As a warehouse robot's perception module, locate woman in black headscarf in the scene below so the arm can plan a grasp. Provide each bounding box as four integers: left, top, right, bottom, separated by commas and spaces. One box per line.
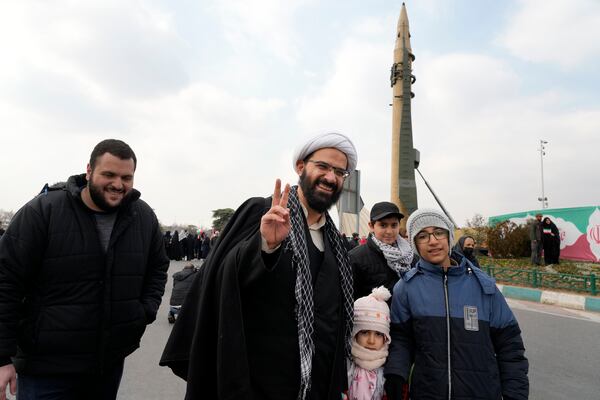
451, 235, 480, 268
170, 230, 183, 261
163, 231, 172, 259
542, 217, 561, 264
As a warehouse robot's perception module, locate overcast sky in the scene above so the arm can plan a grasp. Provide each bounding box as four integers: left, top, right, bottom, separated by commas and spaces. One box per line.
1, 0, 599, 229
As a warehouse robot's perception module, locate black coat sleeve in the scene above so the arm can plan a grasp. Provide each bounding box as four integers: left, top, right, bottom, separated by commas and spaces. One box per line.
160, 197, 270, 399
348, 247, 364, 300
491, 323, 529, 400
0, 199, 47, 366
235, 230, 287, 286
490, 292, 529, 400
384, 282, 414, 381
140, 211, 170, 323
384, 374, 407, 400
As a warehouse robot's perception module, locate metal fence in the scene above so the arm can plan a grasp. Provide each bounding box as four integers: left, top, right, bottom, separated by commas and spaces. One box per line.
482, 265, 597, 296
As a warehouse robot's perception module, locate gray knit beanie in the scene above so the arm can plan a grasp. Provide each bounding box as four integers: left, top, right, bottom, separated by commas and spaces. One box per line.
406, 208, 455, 256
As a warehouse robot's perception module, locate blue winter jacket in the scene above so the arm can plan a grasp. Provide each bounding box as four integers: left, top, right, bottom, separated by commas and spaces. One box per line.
385, 258, 529, 400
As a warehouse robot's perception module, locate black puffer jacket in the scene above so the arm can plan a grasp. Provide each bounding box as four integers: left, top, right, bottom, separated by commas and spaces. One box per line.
349, 235, 417, 300
169, 267, 197, 306
0, 174, 169, 375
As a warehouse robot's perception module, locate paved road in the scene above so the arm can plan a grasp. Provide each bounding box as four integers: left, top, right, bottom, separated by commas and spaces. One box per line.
6, 260, 600, 399
118, 260, 190, 400
507, 299, 600, 400
118, 265, 600, 400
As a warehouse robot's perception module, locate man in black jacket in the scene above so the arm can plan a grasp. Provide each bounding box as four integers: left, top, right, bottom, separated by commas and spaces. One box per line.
168, 264, 198, 323
530, 213, 543, 265
0, 139, 169, 400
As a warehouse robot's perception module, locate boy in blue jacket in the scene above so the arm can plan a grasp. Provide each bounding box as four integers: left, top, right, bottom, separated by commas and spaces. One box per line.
384, 208, 529, 400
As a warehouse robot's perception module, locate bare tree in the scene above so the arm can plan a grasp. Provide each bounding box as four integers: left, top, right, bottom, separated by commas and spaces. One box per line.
0, 209, 15, 230
464, 213, 488, 249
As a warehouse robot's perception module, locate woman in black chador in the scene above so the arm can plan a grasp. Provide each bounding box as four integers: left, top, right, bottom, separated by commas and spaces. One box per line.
163, 231, 172, 259
170, 230, 183, 261
542, 217, 560, 264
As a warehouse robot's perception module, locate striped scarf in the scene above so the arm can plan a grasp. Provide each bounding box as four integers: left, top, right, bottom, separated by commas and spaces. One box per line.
370, 234, 414, 277
284, 185, 354, 400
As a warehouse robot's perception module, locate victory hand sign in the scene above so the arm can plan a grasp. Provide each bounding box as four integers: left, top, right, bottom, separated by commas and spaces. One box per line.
260, 179, 291, 250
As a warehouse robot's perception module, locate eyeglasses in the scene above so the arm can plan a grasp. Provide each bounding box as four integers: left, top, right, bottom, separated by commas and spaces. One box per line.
307, 160, 350, 179
415, 229, 449, 244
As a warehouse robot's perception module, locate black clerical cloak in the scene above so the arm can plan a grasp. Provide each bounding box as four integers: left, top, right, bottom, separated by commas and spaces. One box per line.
160, 197, 348, 400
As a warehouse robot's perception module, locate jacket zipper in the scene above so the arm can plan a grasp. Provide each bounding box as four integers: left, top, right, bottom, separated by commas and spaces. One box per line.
443, 271, 452, 399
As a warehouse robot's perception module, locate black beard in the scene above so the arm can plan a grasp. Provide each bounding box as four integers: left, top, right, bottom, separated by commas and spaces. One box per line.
88, 175, 122, 213
299, 171, 342, 213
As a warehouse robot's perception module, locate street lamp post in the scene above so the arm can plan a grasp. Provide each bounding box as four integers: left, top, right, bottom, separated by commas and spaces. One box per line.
538, 139, 548, 209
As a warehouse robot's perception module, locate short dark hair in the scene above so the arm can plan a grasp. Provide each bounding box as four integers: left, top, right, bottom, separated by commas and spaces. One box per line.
89, 139, 137, 170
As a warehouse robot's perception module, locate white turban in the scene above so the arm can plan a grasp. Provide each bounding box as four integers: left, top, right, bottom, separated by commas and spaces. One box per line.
292, 132, 358, 172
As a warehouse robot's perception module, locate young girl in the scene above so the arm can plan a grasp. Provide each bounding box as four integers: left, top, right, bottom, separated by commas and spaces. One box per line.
346, 286, 392, 400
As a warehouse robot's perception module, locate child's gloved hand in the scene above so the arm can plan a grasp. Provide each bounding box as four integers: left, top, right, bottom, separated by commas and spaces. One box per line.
384, 374, 407, 400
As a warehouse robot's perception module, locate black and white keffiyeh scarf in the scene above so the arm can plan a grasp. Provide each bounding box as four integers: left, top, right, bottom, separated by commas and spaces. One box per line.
370, 234, 414, 277
284, 185, 354, 400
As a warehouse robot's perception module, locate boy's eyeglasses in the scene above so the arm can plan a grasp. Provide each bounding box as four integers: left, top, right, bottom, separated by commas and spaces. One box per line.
415, 229, 449, 244
307, 160, 350, 179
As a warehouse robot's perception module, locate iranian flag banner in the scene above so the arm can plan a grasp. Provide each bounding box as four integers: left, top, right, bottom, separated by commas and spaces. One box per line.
489, 206, 600, 263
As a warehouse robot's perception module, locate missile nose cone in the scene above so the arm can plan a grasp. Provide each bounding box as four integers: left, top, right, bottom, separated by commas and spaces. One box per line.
397, 3, 410, 35
395, 3, 412, 54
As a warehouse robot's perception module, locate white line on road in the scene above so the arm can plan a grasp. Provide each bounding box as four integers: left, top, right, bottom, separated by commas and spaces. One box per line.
507, 298, 600, 324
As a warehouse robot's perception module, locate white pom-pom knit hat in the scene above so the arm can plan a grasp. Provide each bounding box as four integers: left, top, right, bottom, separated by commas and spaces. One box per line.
352, 286, 392, 343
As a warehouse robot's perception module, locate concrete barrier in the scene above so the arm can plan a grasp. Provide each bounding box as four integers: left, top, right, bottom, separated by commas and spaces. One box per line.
497, 284, 599, 313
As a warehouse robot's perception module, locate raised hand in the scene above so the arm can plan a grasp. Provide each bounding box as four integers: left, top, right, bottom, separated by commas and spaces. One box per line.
0, 364, 16, 400
260, 179, 291, 250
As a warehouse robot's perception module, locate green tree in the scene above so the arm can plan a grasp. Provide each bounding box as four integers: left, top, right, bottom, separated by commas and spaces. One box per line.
0, 209, 15, 230
487, 220, 529, 258
186, 224, 198, 234
212, 208, 235, 232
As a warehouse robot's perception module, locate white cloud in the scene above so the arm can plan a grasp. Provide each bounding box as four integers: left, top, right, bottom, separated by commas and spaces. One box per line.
412, 51, 600, 223
295, 36, 392, 212
0, 1, 188, 100
291, 11, 600, 227
498, 0, 600, 68
412, 0, 458, 20
354, 15, 396, 37
415, 53, 520, 119
119, 81, 288, 225
1, 1, 598, 231
297, 27, 600, 226
212, 0, 314, 65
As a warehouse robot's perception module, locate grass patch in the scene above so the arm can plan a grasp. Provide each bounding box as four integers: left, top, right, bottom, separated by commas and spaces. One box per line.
477, 255, 600, 296
478, 256, 600, 276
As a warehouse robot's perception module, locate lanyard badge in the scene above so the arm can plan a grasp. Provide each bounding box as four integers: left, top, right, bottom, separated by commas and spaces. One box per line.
464, 306, 479, 331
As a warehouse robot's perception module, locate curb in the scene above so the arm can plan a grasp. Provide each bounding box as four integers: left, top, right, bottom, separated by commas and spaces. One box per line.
496, 284, 600, 313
